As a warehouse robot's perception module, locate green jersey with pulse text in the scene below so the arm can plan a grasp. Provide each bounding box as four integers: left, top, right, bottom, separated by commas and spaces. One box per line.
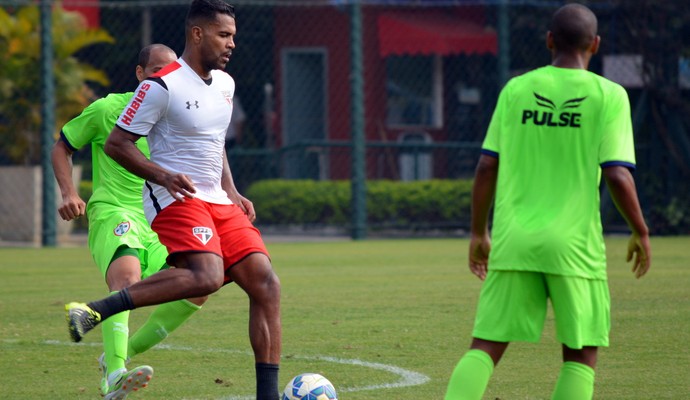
482, 65, 636, 280
60, 92, 150, 216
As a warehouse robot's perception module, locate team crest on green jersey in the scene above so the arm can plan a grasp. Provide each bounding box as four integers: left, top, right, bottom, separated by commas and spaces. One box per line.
113, 221, 131, 236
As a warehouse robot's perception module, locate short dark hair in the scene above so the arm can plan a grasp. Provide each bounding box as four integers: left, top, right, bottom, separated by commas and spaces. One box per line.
186, 0, 235, 30
550, 3, 597, 52
138, 44, 174, 68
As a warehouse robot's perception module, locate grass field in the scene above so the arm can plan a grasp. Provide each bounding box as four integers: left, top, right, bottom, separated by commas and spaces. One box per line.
1, 236, 688, 399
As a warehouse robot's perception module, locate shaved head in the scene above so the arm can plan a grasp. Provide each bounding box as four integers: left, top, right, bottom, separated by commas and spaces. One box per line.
550, 3, 598, 52
138, 44, 175, 69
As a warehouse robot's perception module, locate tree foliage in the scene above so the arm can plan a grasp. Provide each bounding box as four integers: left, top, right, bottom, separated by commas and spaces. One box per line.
0, 4, 114, 165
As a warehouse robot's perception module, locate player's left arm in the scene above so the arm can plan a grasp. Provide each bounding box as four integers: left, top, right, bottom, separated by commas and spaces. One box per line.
600, 85, 650, 278
221, 148, 256, 222
603, 166, 651, 278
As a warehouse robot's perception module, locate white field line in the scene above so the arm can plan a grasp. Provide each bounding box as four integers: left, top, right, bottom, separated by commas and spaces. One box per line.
33, 339, 430, 399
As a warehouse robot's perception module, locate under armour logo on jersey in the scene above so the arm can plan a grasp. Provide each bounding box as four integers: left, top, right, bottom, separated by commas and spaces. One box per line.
113, 221, 131, 236
186, 100, 199, 109
193, 226, 213, 245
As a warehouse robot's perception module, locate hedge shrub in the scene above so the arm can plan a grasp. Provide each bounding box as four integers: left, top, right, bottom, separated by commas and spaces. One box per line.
245, 179, 473, 227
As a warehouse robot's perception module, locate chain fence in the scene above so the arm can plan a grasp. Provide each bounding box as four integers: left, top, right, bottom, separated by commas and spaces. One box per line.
1, 0, 689, 243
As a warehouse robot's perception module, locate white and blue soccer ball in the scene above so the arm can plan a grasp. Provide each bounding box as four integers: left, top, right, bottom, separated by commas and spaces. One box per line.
282, 373, 338, 400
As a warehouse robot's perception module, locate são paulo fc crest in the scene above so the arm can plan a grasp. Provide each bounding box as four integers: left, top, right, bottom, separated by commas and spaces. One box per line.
193, 227, 213, 245
113, 221, 131, 236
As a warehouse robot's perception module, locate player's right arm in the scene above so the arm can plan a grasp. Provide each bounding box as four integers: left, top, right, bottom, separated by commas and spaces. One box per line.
51, 139, 86, 221
52, 98, 108, 221
603, 166, 651, 278
469, 154, 498, 280
105, 127, 196, 202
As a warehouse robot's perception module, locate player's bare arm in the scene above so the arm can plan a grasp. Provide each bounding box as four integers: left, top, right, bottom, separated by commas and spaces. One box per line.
469, 154, 498, 280
51, 139, 86, 221
105, 126, 196, 201
221, 148, 256, 222
603, 165, 651, 278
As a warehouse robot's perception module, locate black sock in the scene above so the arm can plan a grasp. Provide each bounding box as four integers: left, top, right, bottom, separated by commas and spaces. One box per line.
87, 288, 135, 321
256, 363, 279, 400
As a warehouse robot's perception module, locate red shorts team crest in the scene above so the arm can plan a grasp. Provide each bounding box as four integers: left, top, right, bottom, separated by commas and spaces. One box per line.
152, 199, 270, 275
193, 226, 213, 245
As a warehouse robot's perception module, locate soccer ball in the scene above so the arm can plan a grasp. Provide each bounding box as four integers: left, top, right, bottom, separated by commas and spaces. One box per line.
282, 373, 338, 400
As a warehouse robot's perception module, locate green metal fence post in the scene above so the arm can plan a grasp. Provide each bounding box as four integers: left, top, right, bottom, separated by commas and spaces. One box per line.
350, 1, 367, 239
40, 0, 56, 246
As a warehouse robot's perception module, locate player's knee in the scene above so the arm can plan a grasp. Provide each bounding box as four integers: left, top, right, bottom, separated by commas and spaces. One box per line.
231, 254, 281, 302
563, 345, 598, 367
190, 264, 225, 294
257, 266, 281, 304
197, 273, 224, 294
187, 295, 209, 306
107, 275, 140, 292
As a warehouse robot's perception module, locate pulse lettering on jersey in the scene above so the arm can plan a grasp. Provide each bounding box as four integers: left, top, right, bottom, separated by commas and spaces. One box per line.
120, 83, 152, 126
521, 92, 587, 127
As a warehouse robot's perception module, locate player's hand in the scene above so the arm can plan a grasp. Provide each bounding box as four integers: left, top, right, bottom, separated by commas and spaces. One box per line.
162, 173, 196, 201
237, 195, 256, 223
627, 231, 651, 278
469, 233, 491, 280
57, 193, 86, 221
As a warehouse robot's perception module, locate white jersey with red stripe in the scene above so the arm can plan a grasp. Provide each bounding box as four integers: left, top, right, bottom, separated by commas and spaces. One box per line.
116, 58, 235, 224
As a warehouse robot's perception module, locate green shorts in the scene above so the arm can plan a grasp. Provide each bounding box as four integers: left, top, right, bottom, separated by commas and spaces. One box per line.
87, 209, 168, 279
472, 270, 610, 349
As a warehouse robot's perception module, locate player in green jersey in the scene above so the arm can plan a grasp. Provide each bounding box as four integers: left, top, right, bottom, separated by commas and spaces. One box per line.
444, 4, 651, 400
52, 44, 207, 400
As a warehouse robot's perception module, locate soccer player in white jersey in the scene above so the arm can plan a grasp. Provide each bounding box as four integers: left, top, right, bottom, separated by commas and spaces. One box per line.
55, 44, 209, 400
64, 1, 282, 399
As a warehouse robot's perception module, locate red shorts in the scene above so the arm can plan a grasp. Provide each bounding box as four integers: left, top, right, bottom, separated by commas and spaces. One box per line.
152, 198, 269, 282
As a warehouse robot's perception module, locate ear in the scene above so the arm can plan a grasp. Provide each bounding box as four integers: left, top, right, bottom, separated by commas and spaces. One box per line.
191, 25, 203, 44
590, 35, 601, 55
546, 31, 554, 51
135, 65, 145, 82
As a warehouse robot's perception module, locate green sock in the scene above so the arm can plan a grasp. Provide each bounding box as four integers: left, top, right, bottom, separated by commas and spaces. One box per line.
551, 361, 595, 400
128, 299, 201, 358
445, 349, 494, 400
101, 292, 130, 375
